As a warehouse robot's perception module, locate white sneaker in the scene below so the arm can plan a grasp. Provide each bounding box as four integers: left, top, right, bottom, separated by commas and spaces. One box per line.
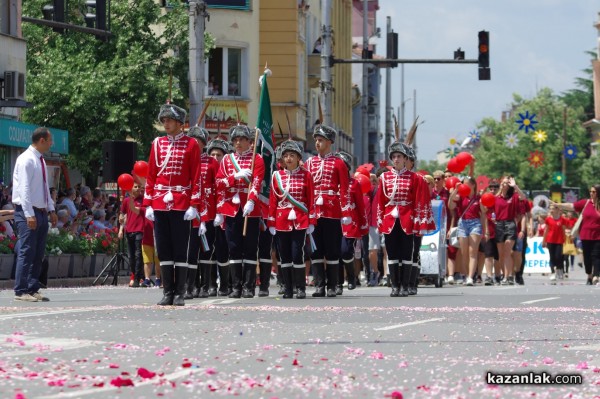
31, 292, 50, 302
466, 277, 474, 286
15, 293, 38, 302
549, 273, 556, 281
447, 276, 455, 285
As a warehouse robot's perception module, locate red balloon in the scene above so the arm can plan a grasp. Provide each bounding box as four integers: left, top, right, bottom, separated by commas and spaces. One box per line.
133, 160, 149, 178
354, 173, 372, 195
481, 192, 496, 208
356, 166, 370, 178
457, 183, 471, 197
456, 152, 473, 167
117, 173, 135, 191
445, 176, 460, 190
447, 158, 465, 174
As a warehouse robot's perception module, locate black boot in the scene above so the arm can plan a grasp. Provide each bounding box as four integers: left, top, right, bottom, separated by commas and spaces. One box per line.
198, 263, 210, 298
312, 263, 326, 297
326, 262, 338, 296
173, 266, 188, 306
157, 265, 175, 306
282, 268, 294, 298
217, 265, 230, 296
229, 263, 242, 298
294, 268, 306, 299
184, 267, 197, 300
389, 263, 399, 297
258, 262, 271, 297
208, 263, 218, 296
242, 263, 256, 298
399, 263, 410, 297
408, 265, 420, 295
344, 261, 356, 290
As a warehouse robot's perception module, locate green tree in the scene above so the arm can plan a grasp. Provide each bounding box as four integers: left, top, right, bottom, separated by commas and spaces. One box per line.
21, 0, 213, 182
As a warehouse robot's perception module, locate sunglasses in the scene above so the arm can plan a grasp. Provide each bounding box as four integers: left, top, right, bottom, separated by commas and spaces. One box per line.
489, 185, 499, 189
434, 177, 443, 181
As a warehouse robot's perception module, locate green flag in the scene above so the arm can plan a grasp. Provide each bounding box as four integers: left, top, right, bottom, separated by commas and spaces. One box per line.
256, 70, 275, 205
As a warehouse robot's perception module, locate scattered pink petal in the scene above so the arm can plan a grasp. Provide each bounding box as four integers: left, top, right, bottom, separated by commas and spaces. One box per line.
15, 394, 27, 399
542, 357, 554, 365
520, 362, 529, 367
110, 377, 134, 387
370, 351, 384, 359
47, 379, 66, 387
93, 382, 104, 388
205, 367, 217, 375
593, 367, 600, 373
517, 347, 525, 354
332, 368, 343, 375
155, 347, 171, 357
292, 359, 299, 366
181, 362, 192, 368
398, 361, 409, 368
108, 363, 119, 369
390, 391, 404, 399
576, 361, 589, 370
137, 367, 156, 379
35, 357, 48, 363
417, 385, 430, 392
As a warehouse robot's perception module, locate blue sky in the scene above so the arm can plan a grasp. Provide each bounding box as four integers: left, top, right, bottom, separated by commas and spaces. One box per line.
373, 0, 599, 162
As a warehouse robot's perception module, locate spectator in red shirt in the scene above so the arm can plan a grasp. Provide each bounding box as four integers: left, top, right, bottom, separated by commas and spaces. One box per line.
542, 204, 567, 282
119, 183, 145, 287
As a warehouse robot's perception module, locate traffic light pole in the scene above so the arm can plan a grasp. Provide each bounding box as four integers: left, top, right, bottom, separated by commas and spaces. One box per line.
332, 58, 479, 65
22, 16, 111, 38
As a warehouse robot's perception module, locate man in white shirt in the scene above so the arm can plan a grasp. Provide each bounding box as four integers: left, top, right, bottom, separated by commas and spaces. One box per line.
12, 127, 58, 302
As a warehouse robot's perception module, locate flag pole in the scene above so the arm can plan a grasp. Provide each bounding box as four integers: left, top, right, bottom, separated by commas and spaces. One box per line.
243, 127, 261, 236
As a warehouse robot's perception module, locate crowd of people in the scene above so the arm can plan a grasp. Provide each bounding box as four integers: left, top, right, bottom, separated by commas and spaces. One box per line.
8, 110, 600, 304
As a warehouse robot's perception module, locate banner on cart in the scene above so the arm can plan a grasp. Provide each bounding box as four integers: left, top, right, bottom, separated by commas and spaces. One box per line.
523, 237, 551, 274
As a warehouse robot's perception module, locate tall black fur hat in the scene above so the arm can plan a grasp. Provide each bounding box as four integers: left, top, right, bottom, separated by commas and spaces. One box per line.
336, 151, 353, 171
188, 126, 209, 144
207, 138, 229, 155
278, 140, 303, 158
158, 104, 186, 124
388, 141, 411, 160
229, 124, 252, 141
313, 124, 337, 143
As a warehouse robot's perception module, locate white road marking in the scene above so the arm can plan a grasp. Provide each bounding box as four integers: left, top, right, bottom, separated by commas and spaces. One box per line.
521, 297, 560, 305
0, 308, 99, 321
0, 335, 105, 358
37, 368, 201, 399
564, 344, 600, 351
199, 298, 240, 305
374, 317, 445, 331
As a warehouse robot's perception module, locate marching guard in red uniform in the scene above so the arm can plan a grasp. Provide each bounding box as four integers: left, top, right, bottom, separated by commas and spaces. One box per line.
185, 126, 219, 298
215, 125, 265, 298
267, 140, 316, 298
304, 125, 352, 297
335, 151, 368, 295
376, 141, 435, 297
144, 104, 203, 306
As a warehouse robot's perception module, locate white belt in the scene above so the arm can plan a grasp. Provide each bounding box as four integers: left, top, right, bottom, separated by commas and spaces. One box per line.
314, 190, 339, 196
155, 184, 190, 192
228, 188, 249, 193
387, 200, 411, 206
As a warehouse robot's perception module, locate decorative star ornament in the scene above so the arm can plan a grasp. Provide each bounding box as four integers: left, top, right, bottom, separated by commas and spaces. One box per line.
448, 137, 459, 147
552, 172, 564, 185
468, 130, 481, 144
564, 144, 577, 160
516, 110, 539, 133
563, 190, 578, 203
528, 150, 545, 168
445, 147, 459, 157
505, 132, 519, 149
532, 129, 547, 143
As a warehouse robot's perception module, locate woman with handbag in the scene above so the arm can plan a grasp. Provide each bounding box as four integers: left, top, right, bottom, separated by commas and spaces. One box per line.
449, 176, 487, 286
553, 184, 600, 285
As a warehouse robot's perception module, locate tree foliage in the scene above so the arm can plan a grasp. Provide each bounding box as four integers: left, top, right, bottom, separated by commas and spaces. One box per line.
21, 0, 213, 182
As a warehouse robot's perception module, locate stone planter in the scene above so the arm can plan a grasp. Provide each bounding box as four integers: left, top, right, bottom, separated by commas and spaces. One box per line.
92, 254, 108, 276
47, 254, 71, 279
0, 253, 14, 280
70, 255, 88, 278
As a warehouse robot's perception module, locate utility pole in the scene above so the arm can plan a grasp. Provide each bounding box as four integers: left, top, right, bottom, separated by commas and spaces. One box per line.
400, 64, 405, 140
562, 106, 567, 187
413, 88, 417, 158
361, 0, 369, 163
320, 0, 333, 126
188, 0, 208, 126
385, 16, 392, 155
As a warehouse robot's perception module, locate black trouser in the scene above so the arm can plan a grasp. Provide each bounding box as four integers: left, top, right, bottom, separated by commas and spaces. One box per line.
198, 222, 217, 291
384, 220, 414, 289
311, 218, 342, 290
258, 227, 273, 291
214, 224, 229, 290
338, 236, 356, 286
154, 211, 191, 267
547, 243, 563, 273
278, 229, 306, 267
225, 210, 260, 291
126, 232, 143, 281
582, 239, 600, 277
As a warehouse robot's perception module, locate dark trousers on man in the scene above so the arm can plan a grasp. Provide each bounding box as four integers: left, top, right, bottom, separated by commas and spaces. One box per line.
384, 220, 414, 296
14, 206, 49, 296
257, 227, 273, 295
126, 232, 143, 283
225, 210, 259, 296
311, 217, 342, 295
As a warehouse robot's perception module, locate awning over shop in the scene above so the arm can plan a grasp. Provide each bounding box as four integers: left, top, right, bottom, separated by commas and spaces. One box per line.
0, 119, 69, 154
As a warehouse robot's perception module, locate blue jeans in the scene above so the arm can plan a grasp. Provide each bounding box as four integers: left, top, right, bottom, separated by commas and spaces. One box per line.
14, 206, 49, 295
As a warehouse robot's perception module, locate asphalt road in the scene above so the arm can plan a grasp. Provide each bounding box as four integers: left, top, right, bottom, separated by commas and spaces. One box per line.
0, 266, 598, 399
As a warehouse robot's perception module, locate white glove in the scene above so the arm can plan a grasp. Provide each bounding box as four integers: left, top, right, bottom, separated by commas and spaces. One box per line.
307, 224, 315, 235
198, 222, 207, 236
145, 206, 155, 222
242, 200, 255, 217
341, 216, 352, 225
213, 214, 224, 227
269, 227, 276, 236
234, 168, 252, 180
184, 206, 199, 221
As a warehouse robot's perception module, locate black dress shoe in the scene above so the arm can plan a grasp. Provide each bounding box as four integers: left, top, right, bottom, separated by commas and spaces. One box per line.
218, 290, 229, 296
347, 283, 356, 290
390, 288, 399, 297
282, 291, 293, 299
172, 295, 185, 306
408, 287, 417, 296
228, 290, 241, 298
192, 288, 201, 298
278, 286, 286, 295
258, 290, 269, 297
207, 288, 218, 297
399, 288, 409, 297
335, 286, 343, 295
157, 294, 174, 306
296, 290, 306, 299
198, 289, 209, 298
184, 292, 194, 300
326, 289, 337, 297
312, 287, 325, 297
242, 289, 254, 298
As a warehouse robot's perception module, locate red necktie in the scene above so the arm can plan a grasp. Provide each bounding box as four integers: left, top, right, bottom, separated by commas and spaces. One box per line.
41, 155, 48, 208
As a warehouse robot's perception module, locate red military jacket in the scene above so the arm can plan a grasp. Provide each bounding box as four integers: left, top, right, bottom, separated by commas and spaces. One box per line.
192, 153, 219, 227
215, 149, 265, 218
143, 133, 202, 211
342, 178, 369, 239
376, 168, 436, 235
304, 153, 351, 220
267, 166, 316, 231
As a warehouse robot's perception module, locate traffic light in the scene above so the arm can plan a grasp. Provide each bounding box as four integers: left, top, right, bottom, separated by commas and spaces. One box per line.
387, 31, 398, 68
84, 0, 108, 40
478, 30, 490, 80
41, 0, 65, 32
